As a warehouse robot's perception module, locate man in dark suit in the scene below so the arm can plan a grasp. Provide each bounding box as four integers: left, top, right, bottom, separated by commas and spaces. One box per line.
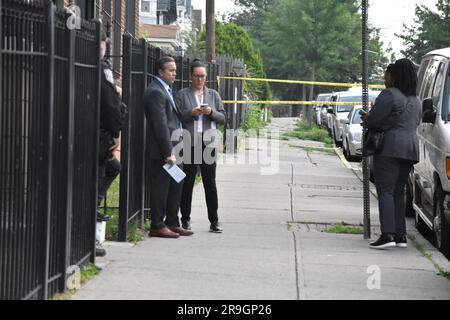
143, 56, 193, 238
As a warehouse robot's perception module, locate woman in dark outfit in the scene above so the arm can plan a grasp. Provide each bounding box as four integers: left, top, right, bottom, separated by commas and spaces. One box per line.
364, 59, 421, 249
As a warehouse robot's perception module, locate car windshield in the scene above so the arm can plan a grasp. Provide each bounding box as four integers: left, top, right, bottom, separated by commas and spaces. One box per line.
352, 110, 362, 124
337, 96, 361, 112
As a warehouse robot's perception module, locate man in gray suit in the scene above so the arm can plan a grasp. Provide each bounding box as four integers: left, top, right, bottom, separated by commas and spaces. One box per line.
143, 56, 193, 238
176, 59, 226, 232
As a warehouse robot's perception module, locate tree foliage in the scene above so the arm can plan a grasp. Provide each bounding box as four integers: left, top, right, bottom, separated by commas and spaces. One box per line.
232, 0, 390, 101
398, 0, 450, 62
200, 21, 271, 101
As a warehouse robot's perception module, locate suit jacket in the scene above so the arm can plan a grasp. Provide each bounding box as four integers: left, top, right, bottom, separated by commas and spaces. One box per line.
366, 87, 421, 162
175, 86, 226, 149
143, 79, 183, 160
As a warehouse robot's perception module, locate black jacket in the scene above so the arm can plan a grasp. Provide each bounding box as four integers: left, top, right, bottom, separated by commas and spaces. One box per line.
143, 79, 183, 160
100, 59, 123, 140
366, 87, 421, 162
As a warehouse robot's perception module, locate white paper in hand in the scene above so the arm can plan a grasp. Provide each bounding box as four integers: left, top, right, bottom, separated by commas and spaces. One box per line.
163, 164, 186, 183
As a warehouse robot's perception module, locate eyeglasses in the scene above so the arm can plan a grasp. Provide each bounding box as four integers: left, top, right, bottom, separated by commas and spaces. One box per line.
192, 74, 207, 79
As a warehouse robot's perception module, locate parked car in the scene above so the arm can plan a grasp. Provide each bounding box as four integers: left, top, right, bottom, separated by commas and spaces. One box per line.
342, 105, 364, 162
406, 47, 450, 258
328, 88, 380, 147
314, 93, 332, 127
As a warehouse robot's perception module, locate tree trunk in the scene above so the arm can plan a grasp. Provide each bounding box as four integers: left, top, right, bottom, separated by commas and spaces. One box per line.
306, 62, 316, 127
206, 0, 216, 63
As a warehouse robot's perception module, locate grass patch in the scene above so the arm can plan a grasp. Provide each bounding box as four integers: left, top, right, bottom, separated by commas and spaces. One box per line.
284, 121, 333, 146
81, 264, 101, 284
408, 234, 450, 279
325, 222, 364, 235
52, 263, 102, 300
301, 146, 335, 155
103, 177, 147, 242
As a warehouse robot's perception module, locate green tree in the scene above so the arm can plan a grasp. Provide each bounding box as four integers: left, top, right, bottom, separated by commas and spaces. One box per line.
398, 0, 450, 62
200, 21, 271, 102
260, 0, 389, 101
231, 0, 390, 104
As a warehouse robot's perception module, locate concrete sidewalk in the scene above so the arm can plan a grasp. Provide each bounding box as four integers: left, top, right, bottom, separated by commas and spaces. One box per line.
73, 118, 450, 300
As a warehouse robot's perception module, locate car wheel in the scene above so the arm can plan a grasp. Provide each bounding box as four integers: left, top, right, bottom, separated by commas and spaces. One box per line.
434, 186, 450, 258
405, 176, 414, 217
343, 140, 349, 159
333, 129, 342, 148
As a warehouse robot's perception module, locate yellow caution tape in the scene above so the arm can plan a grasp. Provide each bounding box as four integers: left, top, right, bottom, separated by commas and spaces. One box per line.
223, 101, 368, 106
218, 76, 385, 90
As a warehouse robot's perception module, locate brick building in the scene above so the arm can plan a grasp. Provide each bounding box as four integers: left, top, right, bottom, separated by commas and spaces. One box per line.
53, 0, 140, 80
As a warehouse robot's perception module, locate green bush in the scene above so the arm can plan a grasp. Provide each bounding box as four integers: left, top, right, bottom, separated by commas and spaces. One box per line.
244, 105, 268, 132
286, 121, 333, 146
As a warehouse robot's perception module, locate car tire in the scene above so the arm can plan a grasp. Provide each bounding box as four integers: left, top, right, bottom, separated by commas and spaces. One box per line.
333, 128, 342, 148
434, 186, 450, 258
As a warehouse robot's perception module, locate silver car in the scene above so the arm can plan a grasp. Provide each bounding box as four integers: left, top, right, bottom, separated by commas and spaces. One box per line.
328, 89, 380, 147
314, 93, 332, 127
342, 106, 363, 162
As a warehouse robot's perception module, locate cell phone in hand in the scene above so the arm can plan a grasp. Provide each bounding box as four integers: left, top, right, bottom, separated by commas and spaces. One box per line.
200, 104, 209, 109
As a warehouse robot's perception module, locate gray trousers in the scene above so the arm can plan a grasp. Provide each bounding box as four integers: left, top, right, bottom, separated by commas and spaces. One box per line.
373, 156, 413, 236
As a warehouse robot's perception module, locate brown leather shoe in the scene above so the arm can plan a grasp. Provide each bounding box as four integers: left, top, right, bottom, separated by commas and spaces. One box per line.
149, 227, 180, 238
167, 226, 194, 236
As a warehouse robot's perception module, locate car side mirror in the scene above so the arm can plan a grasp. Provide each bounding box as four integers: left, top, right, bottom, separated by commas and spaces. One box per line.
422, 98, 436, 124
327, 107, 335, 115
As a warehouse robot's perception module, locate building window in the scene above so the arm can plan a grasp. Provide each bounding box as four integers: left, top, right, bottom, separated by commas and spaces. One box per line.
141, 0, 151, 13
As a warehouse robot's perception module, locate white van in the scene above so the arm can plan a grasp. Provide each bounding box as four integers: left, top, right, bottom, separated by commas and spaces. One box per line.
407, 48, 450, 258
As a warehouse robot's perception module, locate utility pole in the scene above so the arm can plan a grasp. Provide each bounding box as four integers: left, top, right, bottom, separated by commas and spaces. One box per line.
362, 0, 371, 240
205, 0, 216, 63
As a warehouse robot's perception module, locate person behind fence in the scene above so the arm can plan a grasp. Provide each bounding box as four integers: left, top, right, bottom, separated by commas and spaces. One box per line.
176, 59, 226, 233
143, 56, 193, 239
362, 58, 421, 250
96, 30, 126, 256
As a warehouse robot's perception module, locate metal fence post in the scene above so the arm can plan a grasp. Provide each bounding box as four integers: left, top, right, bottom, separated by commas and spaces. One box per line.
91, 19, 103, 262
60, 15, 76, 293
362, 0, 371, 240
141, 39, 148, 226
118, 34, 132, 242
40, 3, 56, 300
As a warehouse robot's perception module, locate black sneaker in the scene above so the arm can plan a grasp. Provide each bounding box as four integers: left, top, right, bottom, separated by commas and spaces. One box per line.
369, 234, 396, 250
95, 246, 107, 257
182, 220, 192, 230
395, 235, 407, 248
209, 222, 223, 233
97, 211, 111, 222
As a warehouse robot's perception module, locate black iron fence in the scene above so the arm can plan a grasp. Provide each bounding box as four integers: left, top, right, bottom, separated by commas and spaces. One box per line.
1, 1, 246, 299
0, 1, 101, 299
119, 36, 245, 240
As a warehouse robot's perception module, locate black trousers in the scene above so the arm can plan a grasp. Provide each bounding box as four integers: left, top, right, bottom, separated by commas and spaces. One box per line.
180, 145, 219, 224
149, 159, 183, 230
373, 155, 413, 236
98, 158, 121, 206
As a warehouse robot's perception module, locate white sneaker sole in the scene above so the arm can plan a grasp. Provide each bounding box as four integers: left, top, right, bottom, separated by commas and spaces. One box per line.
370, 241, 396, 249
396, 243, 407, 248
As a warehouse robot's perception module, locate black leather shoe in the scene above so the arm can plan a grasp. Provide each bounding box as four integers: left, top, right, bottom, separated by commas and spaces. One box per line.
370, 234, 396, 249
182, 220, 192, 230
95, 246, 106, 257
209, 222, 223, 233
395, 235, 407, 248
97, 211, 111, 222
